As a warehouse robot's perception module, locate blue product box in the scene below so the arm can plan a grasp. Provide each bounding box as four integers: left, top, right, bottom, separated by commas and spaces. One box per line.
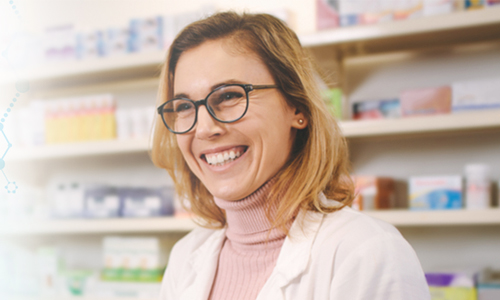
353, 98, 401, 120
128, 16, 164, 53
84, 185, 120, 218
119, 186, 174, 218
409, 176, 463, 210
103, 27, 130, 56
76, 30, 105, 59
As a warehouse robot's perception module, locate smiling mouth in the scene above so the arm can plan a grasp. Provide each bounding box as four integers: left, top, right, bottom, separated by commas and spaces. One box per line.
202, 146, 248, 167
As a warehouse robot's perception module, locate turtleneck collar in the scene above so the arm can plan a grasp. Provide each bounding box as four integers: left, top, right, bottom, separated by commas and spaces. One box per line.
213, 178, 287, 250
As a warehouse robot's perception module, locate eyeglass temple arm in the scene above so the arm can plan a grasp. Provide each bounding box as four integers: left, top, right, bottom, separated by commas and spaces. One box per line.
251, 84, 278, 90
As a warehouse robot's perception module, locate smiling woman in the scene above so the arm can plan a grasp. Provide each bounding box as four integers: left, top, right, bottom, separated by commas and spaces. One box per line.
151, 11, 431, 300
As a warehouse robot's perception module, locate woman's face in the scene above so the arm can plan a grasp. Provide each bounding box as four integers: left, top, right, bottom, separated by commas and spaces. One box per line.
174, 39, 306, 201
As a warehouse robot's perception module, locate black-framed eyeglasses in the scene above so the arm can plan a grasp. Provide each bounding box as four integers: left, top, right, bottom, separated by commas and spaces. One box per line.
157, 84, 278, 134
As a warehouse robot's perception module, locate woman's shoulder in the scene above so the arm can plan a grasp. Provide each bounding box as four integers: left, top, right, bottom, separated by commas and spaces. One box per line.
311, 198, 413, 259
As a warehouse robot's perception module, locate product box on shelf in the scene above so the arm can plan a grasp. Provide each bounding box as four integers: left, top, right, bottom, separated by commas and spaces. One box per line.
322, 88, 343, 119
393, 0, 424, 20
423, 0, 455, 15
84, 185, 121, 218
103, 27, 130, 56
359, 0, 395, 24
115, 106, 154, 140
101, 237, 167, 283
76, 30, 105, 59
487, 0, 500, 6
426, 272, 477, 300
409, 175, 463, 210
465, 0, 485, 9
400, 86, 452, 116
316, 0, 340, 30
129, 16, 164, 52
44, 25, 77, 62
477, 268, 500, 299
352, 98, 401, 120
120, 186, 175, 218
49, 180, 86, 218
452, 77, 500, 112
43, 94, 117, 144
351, 176, 395, 210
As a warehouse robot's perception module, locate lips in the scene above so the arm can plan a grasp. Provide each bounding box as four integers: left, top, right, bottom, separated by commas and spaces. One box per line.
201, 146, 248, 166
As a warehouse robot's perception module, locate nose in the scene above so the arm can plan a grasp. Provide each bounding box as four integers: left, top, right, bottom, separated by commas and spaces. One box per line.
194, 105, 225, 139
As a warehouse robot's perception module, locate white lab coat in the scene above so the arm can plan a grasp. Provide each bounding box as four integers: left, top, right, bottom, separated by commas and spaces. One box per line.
160, 195, 431, 300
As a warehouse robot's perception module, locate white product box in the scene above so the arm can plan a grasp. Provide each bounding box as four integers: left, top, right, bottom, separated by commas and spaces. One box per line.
49, 180, 85, 218
104, 27, 130, 56
452, 77, 500, 111
423, 0, 454, 16
409, 175, 463, 210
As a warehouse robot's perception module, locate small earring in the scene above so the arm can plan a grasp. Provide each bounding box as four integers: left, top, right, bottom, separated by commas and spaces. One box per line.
298, 119, 304, 125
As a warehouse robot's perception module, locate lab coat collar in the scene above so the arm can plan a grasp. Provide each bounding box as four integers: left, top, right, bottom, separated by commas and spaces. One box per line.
180, 193, 337, 300
179, 227, 227, 300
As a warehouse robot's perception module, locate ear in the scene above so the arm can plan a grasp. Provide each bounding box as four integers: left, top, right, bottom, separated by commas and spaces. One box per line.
291, 110, 308, 129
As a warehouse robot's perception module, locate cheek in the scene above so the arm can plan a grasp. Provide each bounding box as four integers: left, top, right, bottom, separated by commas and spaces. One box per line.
176, 136, 193, 161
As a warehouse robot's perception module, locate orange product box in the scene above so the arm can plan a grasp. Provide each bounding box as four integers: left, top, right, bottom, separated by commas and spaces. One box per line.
400, 86, 452, 116
351, 176, 395, 211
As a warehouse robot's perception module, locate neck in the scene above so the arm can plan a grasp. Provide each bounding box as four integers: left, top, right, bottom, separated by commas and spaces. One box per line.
213, 178, 286, 250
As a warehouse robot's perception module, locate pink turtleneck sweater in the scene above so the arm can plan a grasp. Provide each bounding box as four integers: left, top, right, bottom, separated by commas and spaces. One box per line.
208, 179, 288, 300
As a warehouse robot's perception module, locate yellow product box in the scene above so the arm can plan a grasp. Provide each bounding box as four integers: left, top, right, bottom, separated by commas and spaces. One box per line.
429, 287, 477, 300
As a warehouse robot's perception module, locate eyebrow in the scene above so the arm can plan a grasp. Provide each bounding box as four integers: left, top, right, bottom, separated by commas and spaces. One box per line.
173, 79, 248, 100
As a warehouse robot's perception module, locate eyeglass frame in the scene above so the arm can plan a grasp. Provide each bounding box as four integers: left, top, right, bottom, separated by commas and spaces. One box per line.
157, 83, 278, 134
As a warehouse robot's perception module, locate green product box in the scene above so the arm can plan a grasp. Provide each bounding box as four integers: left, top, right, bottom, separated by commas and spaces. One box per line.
321, 88, 343, 120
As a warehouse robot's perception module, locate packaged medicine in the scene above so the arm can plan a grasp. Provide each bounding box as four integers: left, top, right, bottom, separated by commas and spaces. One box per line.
400, 86, 452, 117
352, 98, 400, 120
464, 164, 491, 209
452, 77, 500, 112
352, 176, 395, 210
409, 175, 462, 210
426, 272, 477, 300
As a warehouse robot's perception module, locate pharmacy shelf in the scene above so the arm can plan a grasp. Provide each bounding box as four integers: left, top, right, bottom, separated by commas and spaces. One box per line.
0, 51, 165, 86
2, 209, 500, 236
8, 110, 500, 162
2, 8, 500, 86
301, 7, 500, 55
0, 217, 197, 236
340, 109, 500, 138
364, 208, 500, 227
8, 138, 150, 161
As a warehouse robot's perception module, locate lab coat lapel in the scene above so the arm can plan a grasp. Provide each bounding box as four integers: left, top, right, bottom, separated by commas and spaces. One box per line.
179, 228, 226, 300
257, 207, 325, 300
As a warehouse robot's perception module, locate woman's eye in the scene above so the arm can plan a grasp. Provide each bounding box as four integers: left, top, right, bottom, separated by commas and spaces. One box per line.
221, 92, 243, 101
175, 103, 193, 112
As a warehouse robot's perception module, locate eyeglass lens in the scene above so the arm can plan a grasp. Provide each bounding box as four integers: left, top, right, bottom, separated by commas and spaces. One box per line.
161, 85, 248, 133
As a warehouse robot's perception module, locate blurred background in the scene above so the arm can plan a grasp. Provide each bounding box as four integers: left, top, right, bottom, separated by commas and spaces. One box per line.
1, 0, 499, 299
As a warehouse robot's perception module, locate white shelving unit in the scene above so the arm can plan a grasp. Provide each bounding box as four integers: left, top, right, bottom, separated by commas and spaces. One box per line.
300, 6, 500, 50
8, 138, 150, 161
3, 5, 500, 300
2, 209, 500, 238
0, 217, 196, 236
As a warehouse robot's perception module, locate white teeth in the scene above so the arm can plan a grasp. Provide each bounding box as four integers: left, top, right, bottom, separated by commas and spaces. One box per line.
205, 148, 244, 166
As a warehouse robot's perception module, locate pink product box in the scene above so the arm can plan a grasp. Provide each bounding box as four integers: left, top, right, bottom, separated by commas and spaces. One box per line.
400, 86, 452, 116
317, 0, 340, 30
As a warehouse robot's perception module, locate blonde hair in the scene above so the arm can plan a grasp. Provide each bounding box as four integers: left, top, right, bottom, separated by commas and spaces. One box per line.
151, 12, 354, 233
